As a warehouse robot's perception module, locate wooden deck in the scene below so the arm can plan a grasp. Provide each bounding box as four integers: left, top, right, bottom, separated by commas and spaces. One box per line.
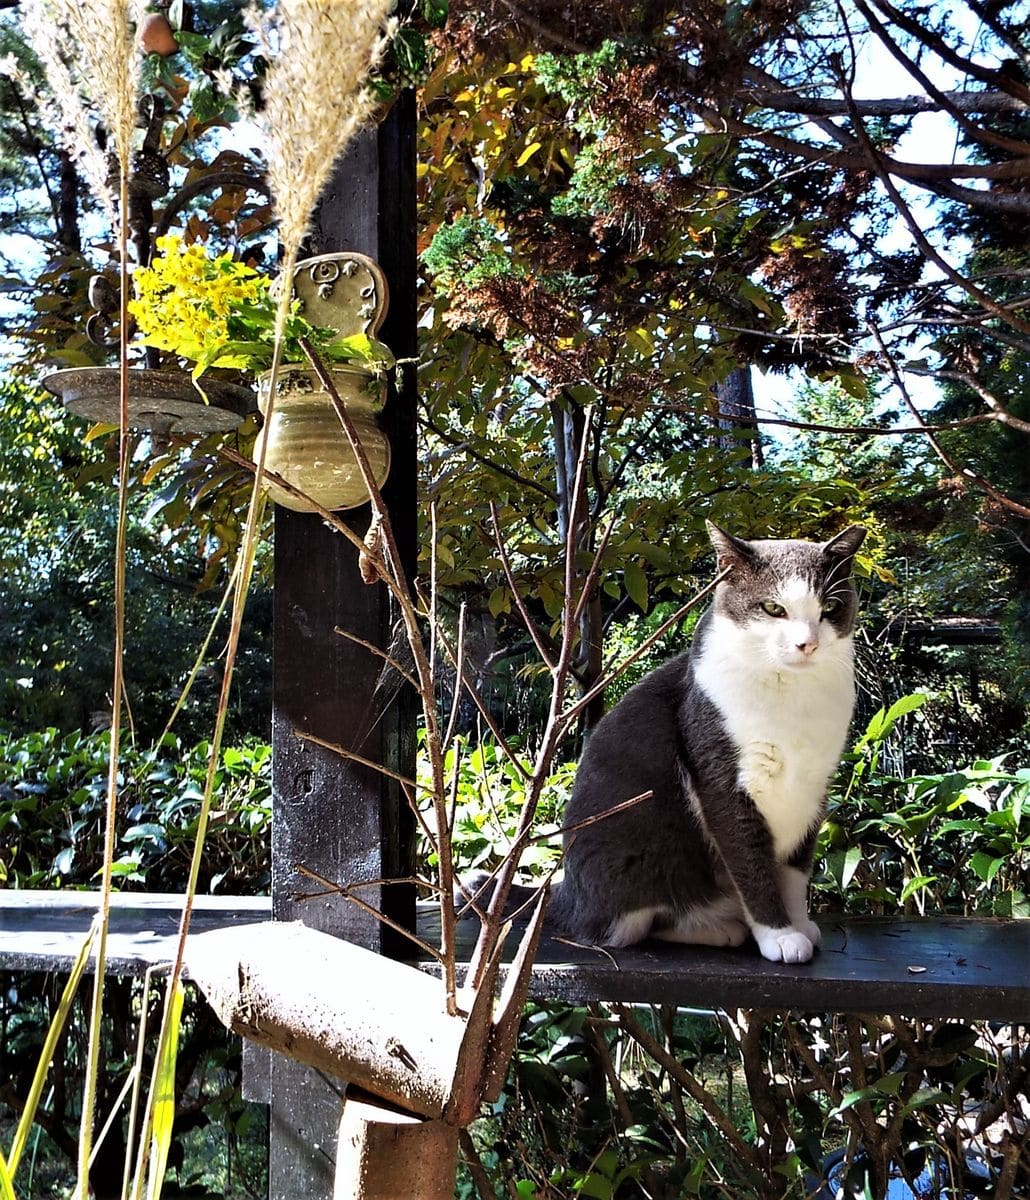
1, 890, 1026, 1021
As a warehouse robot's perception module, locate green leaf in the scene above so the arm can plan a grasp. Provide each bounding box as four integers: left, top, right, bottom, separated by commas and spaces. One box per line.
624, 561, 648, 612
900, 875, 936, 902
421, 0, 449, 27
969, 851, 1002, 883
738, 277, 779, 318
573, 1174, 613, 1199
828, 1086, 881, 1119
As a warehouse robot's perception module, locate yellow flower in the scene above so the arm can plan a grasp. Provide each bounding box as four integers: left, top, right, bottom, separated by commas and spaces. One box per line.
129, 234, 271, 373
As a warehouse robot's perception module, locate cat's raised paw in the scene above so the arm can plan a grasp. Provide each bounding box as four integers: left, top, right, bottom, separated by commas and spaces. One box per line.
753, 926, 816, 964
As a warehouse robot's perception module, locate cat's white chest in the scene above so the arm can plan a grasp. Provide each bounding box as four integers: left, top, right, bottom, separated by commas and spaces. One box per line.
693, 621, 855, 857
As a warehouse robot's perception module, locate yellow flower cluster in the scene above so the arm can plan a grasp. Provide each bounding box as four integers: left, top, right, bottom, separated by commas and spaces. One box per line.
129, 234, 268, 370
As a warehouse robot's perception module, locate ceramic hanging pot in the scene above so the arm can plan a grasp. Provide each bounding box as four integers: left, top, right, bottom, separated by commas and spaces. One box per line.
253, 363, 390, 512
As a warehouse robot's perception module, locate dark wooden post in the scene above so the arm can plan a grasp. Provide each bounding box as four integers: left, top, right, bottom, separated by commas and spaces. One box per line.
267, 95, 417, 1200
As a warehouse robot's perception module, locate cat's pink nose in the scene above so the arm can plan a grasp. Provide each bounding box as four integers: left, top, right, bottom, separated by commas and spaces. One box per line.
796, 638, 818, 656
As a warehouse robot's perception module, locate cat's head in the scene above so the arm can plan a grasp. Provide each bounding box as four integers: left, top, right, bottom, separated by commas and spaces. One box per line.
705, 522, 866, 671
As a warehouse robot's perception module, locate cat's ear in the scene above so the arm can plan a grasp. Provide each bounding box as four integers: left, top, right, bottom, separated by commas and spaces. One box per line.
822, 526, 866, 561
706, 521, 756, 572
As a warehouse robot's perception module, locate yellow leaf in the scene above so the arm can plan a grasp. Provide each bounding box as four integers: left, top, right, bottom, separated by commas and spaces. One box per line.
0, 1145, 16, 1200
145, 981, 185, 1200
84, 422, 118, 442
516, 141, 542, 167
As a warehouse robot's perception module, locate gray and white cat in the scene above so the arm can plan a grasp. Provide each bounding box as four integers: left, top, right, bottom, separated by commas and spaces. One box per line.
482, 522, 866, 964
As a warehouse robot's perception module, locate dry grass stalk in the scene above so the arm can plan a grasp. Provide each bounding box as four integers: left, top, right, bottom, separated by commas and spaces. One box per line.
20, 0, 145, 219
245, 0, 397, 262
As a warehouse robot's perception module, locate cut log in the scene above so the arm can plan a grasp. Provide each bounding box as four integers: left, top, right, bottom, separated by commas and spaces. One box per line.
184, 922, 466, 1119
334, 1095, 458, 1200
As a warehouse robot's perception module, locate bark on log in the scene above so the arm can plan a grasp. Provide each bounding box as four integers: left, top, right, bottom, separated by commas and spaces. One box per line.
334, 1095, 458, 1200
184, 922, 466, 1119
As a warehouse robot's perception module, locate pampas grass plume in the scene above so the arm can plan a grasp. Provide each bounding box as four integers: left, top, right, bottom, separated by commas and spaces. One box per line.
21, 0, 147, 219
246, 0, 397, 262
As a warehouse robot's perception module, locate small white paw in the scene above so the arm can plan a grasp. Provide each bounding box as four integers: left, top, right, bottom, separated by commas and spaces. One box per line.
798, 916, 821, 946
753, 925, 815, 964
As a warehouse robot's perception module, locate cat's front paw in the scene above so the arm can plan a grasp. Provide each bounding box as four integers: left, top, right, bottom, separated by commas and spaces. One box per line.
798, 916, 821, 947
752, 925, 816, 964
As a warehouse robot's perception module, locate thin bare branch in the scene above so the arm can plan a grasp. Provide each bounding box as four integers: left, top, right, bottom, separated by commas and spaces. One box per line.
489, 500, 557, 672
871, 326, 1030, 520
743, 85, 1030, 119
905, 368, 1030, 435
563, 572, 729, 728
616, 1006, 762, 1172
571, 513, 617, 631
851, 0, 1030, 156
841, 84, 1030, 335
300, 338, 459, 1011
541, 789, 654, 843
293, 865, 443, 963
295, 729, 421, 801
430, 616, 532, 782
333, 626, 419, 691
442, 601, 468, 751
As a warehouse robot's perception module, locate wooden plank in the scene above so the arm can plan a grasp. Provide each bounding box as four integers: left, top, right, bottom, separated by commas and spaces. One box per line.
268, 93, 418, 1200
3, 892, 1026, 1023
0, 890, 268, 975
429, 908, 1030, 1023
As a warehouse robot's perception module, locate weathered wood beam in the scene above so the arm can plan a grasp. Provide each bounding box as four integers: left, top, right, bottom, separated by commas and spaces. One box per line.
268, 90, 417, 1200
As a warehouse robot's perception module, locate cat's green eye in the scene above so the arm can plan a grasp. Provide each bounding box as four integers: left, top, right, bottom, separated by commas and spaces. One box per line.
821, 597, 842, 618
760, 600, 787, 618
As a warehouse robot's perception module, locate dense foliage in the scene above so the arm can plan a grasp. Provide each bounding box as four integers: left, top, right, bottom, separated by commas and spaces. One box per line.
0, 0, 1027, 1197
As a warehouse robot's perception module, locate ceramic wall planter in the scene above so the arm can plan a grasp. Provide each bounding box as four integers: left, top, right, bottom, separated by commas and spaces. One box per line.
252, 251, 394, 511
253, 363, 390, 512
42, 367, 252, 435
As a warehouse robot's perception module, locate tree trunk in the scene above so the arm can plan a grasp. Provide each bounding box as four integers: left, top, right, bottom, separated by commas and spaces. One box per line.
716, 366, 764, 470
552, 400, 605, 729
56, 149, 81, 254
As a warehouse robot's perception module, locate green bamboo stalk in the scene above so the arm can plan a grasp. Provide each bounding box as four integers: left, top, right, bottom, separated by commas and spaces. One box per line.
121, 968, 160, 1200
6, 919, 98, 1178
129, 247, 298, 1196
75, 149, 134, 1200
0, 1145, 16, 1200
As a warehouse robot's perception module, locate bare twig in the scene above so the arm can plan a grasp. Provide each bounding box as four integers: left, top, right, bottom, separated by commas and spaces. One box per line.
293, 865, 443, 963
838, 64, 1030, 335
430, 616, 532, 782
301, 337, 460, 1012
562, 572, 728, 728
616, 1006, 762, 1172
871, 326, 1030, 519
488, 500, 557, 672
333, 626, 419, 691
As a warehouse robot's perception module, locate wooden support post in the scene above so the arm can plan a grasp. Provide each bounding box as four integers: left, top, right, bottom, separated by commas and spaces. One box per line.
335, 1096, 459, 1200
268, 95, 417, 1200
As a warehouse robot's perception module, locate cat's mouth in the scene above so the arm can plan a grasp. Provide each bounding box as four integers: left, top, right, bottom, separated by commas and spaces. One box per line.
778, 652, 818, 669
